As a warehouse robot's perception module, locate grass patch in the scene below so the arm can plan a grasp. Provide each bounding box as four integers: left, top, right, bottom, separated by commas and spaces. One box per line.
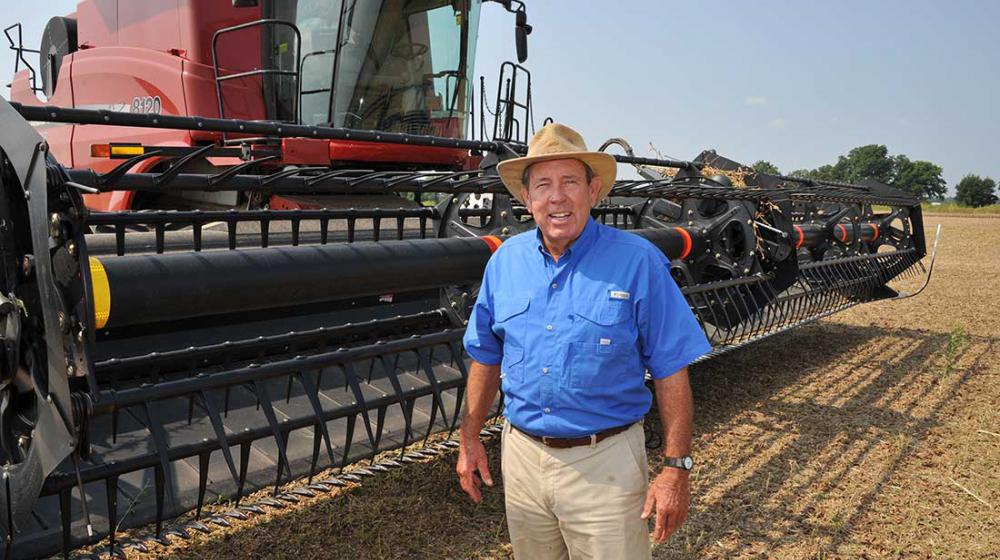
921, 202, 1000, 215
943, 326, 967, 376
870, 202, 1000, 215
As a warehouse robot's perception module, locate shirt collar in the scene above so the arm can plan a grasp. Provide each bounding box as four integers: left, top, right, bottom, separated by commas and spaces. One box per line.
535, 216, 599, 261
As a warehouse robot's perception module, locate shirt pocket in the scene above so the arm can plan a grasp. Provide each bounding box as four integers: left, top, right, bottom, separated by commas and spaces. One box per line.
567, 340, 633, 388
568, 297, 637, 388
572, 292, 634, 328
501, 344, 525, 383
494, 293, 531, 340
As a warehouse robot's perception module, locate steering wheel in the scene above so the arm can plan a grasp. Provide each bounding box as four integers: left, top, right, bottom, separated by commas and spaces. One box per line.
391, 40, 429, 60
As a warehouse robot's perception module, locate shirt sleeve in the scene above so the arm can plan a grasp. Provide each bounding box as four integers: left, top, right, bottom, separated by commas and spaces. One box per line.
636, 249, 712, 379
462, 255, 503, 365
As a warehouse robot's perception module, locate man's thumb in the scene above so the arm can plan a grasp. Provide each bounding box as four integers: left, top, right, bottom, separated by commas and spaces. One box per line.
641, 492, 654, 519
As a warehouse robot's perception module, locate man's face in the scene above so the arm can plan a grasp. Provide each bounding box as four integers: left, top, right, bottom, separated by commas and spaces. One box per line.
520, 159, 602, 254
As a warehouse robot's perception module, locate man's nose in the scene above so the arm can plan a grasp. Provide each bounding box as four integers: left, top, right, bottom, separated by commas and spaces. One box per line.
547, 185, 568, 203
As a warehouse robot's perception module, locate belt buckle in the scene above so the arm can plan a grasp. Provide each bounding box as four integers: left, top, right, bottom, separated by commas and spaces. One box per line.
541, 435, 551, 446
590, 433, 597, 447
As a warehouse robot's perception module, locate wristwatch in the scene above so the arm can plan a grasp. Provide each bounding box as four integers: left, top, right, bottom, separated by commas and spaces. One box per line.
664, 455, 694, 471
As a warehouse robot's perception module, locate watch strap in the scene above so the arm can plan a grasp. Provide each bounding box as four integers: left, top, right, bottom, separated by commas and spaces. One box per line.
663, 455, 693, 470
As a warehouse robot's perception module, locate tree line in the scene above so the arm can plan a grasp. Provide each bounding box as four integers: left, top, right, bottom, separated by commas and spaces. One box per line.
751, 145, 998, 207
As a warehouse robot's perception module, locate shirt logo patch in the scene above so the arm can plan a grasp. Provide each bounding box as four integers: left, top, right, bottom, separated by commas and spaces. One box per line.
600, 338, 612, 346
610, 290, 630, 300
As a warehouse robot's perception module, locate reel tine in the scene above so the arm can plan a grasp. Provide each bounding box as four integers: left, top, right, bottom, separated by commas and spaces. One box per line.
372, 405, 387, 461
445, 344, 465, 438
731, 284, 757, 342
791, 282, 810, 325
297, 370, 337, 466
249, 380, 292, 489
694, 290, 724, 345
341, 414, 356, 471
417, 347, 450, 429
378, 354, 414, 447
308, 428, 322, 485
723, 287, 743, 344
196, 452, 210, 520
154, 463, 165, 539
201, 391, 240, 487
795, 277, 818, 322
814, 264, 838, 314
341, 362, 378, 460
758, 280, 783, 335
721, 286, 747, 343
235, 441, 251, 507
142, 402, 174, 511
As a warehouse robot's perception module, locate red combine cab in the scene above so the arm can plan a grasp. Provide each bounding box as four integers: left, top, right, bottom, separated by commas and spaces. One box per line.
8, 0, 530, 211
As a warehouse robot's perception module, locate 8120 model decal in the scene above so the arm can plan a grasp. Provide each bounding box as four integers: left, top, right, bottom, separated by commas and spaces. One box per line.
131, 95, 162, 114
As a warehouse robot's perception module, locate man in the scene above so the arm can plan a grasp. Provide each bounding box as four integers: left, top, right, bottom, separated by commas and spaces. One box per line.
456, 123, 711, 559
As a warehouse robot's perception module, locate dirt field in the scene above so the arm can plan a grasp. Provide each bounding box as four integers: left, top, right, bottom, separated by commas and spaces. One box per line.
94, 215, 999, 559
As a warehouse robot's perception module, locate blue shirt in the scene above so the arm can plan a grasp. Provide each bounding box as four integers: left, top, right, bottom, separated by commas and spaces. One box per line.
463, 218, 712, 438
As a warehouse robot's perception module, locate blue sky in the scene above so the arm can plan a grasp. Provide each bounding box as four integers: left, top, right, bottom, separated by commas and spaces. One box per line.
4, 1, 997, 192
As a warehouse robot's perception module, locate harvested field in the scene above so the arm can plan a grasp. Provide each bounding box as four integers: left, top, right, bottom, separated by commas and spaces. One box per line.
79, 215, 999, 559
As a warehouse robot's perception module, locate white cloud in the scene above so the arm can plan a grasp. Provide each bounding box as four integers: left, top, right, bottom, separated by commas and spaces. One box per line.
745, 96, 768, 106
769, 117, 789, 129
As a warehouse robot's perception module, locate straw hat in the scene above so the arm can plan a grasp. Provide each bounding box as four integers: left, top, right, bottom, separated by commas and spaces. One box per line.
497, 123, 617, 204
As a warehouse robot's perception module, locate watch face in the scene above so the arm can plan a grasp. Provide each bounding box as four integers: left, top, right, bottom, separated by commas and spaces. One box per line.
682, 456, 694, 470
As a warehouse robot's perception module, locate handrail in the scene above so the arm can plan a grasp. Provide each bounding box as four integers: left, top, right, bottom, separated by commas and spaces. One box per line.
4, 23, 41, 93
492, 61, 533, 143
211, 18, 302, 139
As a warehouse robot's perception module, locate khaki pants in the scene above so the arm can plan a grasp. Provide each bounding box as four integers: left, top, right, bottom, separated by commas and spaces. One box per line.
501, 421, 652, 560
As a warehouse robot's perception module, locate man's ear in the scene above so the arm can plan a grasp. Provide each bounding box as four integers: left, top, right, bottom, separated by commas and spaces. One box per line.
589, 175, 603, 203
520, 186, 530, 206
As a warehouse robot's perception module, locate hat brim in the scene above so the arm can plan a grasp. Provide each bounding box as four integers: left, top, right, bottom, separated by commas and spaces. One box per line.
497, 152, 617, 205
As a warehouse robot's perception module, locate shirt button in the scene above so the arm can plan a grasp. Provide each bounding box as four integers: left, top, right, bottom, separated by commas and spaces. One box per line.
551, 282, 558, 289
544, 407, 551, 413
546, 324, 553, 331
542, 367, 549, 374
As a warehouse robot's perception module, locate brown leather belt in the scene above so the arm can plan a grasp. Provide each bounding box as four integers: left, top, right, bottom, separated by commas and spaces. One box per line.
511, 422, 634, 449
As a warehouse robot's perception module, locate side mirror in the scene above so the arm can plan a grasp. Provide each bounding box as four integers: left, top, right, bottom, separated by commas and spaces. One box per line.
515, 10, 531, 63
515, 26, 528, 63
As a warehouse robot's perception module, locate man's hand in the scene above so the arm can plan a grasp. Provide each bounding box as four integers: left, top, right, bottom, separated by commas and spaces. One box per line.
455, 360, 501, 503
641, 467, 690, 543
456, 435, 494, 503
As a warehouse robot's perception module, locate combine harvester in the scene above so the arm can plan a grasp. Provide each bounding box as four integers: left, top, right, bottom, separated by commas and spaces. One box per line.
0, 0, 937, 557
